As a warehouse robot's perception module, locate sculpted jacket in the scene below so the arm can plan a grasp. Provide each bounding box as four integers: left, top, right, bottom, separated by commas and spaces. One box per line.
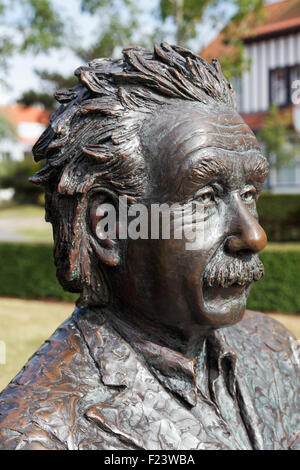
0, 307, 299, 450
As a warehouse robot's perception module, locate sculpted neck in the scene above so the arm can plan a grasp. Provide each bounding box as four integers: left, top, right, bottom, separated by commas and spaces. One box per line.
100, 303, 213, 359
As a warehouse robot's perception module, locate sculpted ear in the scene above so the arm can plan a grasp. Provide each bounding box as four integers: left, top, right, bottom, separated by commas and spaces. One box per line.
89, 192, 121, 267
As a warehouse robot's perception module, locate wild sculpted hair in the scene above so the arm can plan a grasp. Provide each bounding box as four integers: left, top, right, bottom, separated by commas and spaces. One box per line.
31, 42, 236, 306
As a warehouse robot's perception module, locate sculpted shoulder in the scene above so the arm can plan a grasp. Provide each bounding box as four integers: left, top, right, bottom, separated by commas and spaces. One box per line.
220, 309, 299, 393
220, 310, 299, 450
224, 308, 299, 394
0, 309, 140, 450
237, 309, 297, 352
0, 313, 104, 449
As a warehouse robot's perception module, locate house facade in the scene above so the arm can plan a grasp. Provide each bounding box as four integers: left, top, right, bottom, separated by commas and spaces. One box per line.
202, 0, 300, 193
0, 105, 49, 201
0, 105, 48, 163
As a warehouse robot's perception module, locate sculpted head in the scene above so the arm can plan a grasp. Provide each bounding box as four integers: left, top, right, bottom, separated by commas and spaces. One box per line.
32, 43, 268, 344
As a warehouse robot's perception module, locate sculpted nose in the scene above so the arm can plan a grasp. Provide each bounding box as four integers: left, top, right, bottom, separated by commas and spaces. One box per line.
225, 194, 267, 255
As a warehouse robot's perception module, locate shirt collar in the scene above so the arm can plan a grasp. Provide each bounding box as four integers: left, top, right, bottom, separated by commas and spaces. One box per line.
134, 331, 237, 407
131, 335, 199, 406
107, 313, 238, 408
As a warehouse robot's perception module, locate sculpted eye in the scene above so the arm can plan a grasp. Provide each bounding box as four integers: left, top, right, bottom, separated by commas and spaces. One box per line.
241, 187, 257, 204
195, 189, 215, 205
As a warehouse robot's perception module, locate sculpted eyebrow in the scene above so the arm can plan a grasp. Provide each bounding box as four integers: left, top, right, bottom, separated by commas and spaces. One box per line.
176, 156, 229, 197
246, 156, 269, 183
188, 156, 229, 184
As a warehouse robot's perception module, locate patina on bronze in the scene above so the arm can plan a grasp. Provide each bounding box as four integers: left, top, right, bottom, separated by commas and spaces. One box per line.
0, 43, 299, 450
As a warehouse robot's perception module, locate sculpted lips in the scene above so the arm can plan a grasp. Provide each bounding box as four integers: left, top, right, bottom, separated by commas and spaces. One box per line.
200, 252, 264, 313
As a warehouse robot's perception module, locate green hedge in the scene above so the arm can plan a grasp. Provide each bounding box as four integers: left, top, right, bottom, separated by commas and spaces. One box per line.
257, 194, 300, 242
0, 243, 76, 302
0, 243, 299, 313
247, 250, 300, 313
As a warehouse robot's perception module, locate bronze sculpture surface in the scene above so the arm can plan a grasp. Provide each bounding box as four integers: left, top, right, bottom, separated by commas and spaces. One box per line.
0, 43, 299, 450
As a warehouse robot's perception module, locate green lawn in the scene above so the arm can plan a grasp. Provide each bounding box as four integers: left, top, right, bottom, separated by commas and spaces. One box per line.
0, 203, 52, 243
0, 298, 72, 392
0, 203, 45, 218
265, 242, 300, 251
16, 227, 52, 239
0, 297, 299, 393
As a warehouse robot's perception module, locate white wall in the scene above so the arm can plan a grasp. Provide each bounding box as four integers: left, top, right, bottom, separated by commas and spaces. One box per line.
240, 32, 300, 114
0, 139, 31, 162
0, 121, 45, 162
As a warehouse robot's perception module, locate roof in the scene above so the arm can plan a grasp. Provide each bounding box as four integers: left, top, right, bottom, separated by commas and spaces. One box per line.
0, 105, 49, 126
0, 105, 49, 145
241, 110, 270, 130
201, 0, 300, 62
241, 106, 293, 131
244, 0, 300, 42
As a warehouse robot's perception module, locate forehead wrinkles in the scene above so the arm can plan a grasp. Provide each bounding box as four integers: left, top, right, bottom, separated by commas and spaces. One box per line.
147, 111, 259, 160
141, 103, 261, 196
174, 126, 259, 157
161, 127, 260, 195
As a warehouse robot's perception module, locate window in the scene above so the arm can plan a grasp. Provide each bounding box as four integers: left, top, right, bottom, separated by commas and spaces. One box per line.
24, 151, 32, 160
276, 165, 296, 186
0, 152, 11, 162
290, 65, 300, 84
269, 65, 300, 107
270, 68, 288, 106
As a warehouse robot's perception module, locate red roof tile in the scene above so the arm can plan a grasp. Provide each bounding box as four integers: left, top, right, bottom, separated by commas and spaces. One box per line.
0, 105, 49, 125
241, 106, 293, 131
201, 0, 300, 62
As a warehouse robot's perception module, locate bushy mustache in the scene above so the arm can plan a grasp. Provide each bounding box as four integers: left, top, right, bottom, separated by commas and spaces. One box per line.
203, 253, 264, 288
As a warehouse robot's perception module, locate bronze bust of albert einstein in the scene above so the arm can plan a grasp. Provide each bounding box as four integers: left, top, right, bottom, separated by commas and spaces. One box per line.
0, 43, 299, 450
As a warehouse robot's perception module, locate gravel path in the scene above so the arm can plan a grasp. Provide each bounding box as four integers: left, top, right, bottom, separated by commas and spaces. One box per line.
0, 214, 52, 242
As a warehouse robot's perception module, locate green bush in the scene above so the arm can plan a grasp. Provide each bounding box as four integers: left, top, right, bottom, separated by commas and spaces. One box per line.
0, 160, 44, 205
0, 243, 76, 302
247, 250, 300, 313
257, 194, 300, 242
0, 242, 299, 313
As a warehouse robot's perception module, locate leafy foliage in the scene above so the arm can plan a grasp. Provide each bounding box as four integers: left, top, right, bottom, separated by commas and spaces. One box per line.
160, 0, 212, 44
257, 193, 300, 242
0, 0, 64, 74
0, 242, 76, 301
0, 159, 44, 204
247, 250, 300, 313
0, 114, 16, 140
258, 105, 300, 168
17, 71, 77, 113
17, 90, 57, 114
17, 0, 64, 51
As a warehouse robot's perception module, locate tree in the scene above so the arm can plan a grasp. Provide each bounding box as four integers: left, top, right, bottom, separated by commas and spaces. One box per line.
17, 70, 77, 114
0, 0, 64, 76
0, 114, 16, 140
17, 0, 266, 112
0, 1, 66, 134
0, 159, 44, 204
160, 0, 218, 45
159, 0, 265, 78
77, 0, 151, 61
258, 105, 300, 169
